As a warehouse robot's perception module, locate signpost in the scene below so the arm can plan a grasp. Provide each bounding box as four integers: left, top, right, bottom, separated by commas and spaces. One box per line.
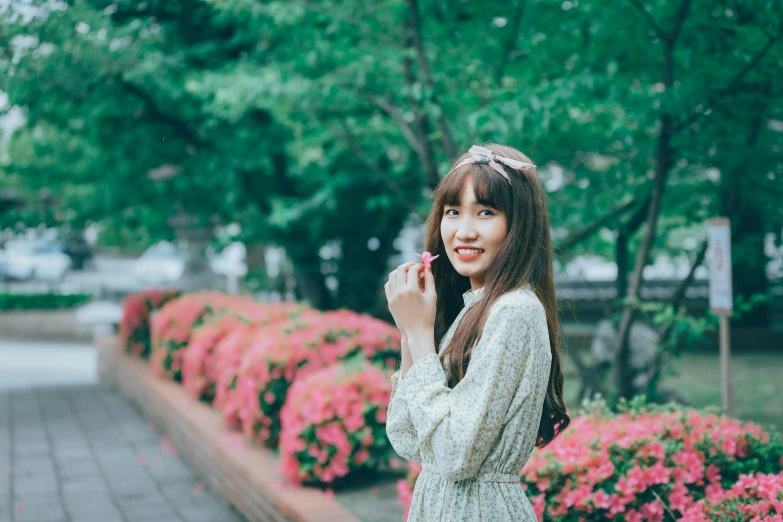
707, 217, 734, 416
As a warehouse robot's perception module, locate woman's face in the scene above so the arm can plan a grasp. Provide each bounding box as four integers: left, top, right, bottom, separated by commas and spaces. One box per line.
441, 177, 508, 290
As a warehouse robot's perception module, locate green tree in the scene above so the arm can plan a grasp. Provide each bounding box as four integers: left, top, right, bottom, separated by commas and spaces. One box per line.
2, 0, 781, 402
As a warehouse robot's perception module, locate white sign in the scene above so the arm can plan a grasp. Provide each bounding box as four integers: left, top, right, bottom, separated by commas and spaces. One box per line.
708, 218, 733, 312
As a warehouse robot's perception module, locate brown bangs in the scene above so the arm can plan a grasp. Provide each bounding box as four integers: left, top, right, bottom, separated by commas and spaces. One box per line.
437, 163, 514, 217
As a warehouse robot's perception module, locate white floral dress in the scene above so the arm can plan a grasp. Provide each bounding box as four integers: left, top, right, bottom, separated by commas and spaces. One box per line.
386, 284, 551, 522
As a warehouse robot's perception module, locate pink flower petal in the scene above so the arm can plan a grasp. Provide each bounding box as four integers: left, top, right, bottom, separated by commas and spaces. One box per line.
160, 435, 177, 456
415, 251, 439, 266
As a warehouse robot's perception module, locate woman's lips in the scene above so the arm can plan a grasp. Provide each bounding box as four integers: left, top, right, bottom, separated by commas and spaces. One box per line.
456, 250, 484, 261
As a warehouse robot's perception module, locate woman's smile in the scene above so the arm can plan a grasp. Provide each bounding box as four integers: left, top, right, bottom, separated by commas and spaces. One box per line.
455, 249, 484, 261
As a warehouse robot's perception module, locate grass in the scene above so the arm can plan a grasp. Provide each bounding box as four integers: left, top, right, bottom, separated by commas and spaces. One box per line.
562, 350, 783, 434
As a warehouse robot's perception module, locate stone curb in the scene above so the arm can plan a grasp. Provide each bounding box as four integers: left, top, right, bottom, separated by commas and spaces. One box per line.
94, 334, 362, 522
0, 310, 92, 341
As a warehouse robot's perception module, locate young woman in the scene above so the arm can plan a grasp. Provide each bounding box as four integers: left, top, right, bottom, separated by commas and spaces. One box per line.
384, 143, 570, 521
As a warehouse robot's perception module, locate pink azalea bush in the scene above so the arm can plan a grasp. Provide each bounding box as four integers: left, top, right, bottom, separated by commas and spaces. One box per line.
279, 361, 404, 487
118, 288, 181, 358
235, 310, 401, 447
395, 398, 783, 521
149, 291, 233, 381
181, 301, 305, 402
213, 323, 265, 429
680, 471, 783, 521
233, 309, 327, 444
181, 312, 252, 402
319, 310, 402, 371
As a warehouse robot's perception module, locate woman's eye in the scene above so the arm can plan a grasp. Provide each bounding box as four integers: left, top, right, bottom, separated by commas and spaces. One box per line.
444, 209, 494, 216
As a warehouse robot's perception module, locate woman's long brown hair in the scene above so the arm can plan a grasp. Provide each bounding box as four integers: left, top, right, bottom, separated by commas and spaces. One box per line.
423, 142, 570, 448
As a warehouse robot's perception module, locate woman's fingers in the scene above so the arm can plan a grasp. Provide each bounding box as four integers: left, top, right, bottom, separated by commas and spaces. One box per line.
406, 263, 423, 289
387, 262, 421, 299
394, 263, 415, 294
393, 265, 405, 294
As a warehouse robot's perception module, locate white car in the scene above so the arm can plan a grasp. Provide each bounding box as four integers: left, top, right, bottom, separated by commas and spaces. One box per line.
132, 242, 186, 283
209, 242, 247, 277
1, 240, 72, 281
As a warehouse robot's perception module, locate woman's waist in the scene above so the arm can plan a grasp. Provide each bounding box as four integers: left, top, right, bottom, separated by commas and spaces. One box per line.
418, 467, 521, 483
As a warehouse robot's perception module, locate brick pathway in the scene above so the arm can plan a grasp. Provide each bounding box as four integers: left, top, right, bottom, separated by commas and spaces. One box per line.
0, 383, 247, 522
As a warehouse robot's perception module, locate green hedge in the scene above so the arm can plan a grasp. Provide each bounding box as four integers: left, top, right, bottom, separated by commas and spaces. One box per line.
0, 292, 93, 311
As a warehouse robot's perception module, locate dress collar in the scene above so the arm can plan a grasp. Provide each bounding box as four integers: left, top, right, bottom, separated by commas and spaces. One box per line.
462, 286, 486, 307
461, 283, 531, 308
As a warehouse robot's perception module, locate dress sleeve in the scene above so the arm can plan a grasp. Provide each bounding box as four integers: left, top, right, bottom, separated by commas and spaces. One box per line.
386, 369, 422, 464
403, 300, 540, 481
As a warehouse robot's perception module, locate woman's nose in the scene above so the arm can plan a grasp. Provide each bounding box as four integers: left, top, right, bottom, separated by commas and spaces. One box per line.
455, 228, 478, 241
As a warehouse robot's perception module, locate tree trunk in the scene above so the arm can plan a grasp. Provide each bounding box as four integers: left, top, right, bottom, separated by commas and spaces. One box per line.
290, 248, 333, 310
615, 230, 629, 309
614, 112, 674, 399
337, 226, 402, 314
728, 203, 770, 328
719, 101, 771, 330
611, 0, 692, 398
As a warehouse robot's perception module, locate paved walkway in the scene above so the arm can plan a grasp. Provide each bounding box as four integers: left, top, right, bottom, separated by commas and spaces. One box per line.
0, 339, 246, 522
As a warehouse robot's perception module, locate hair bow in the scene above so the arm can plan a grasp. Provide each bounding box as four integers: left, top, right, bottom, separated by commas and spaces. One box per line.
450, 145, 536, 183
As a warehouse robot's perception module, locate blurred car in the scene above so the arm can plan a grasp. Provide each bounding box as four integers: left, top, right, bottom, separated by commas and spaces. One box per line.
52, 235, 94, 270
132, 242, 186, 283
1, 239, 72, 281
132, 241, 248, 285
209, 242, 247, 277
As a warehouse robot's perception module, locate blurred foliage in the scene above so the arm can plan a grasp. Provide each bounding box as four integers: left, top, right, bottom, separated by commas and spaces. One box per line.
0, 0, 782, 320
0, 291, 92, 310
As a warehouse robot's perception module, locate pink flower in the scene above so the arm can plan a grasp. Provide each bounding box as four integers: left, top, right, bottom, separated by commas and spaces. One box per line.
706, 464, 722, 483
644, 461, 671, 485
353, 448, 370, 466
639, 501, 665, 522
592, 490, 611, 509
530, 493, 545, 521
615, 477, 636, 497
625, 509, 644, 522
415, 251, 439, 266
608, 494, 627, 515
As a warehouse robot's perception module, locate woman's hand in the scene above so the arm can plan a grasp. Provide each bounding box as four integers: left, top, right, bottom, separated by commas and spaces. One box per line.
384, 262, 436, 339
